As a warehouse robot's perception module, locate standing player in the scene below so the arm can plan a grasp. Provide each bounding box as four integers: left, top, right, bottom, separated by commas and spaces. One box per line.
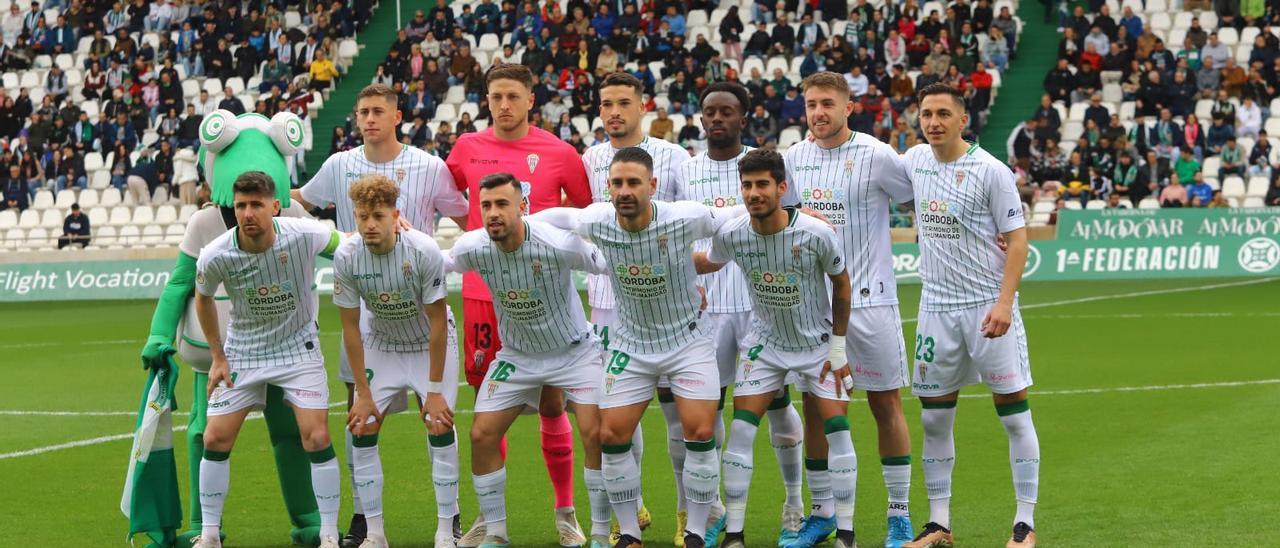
191, 172, 344, 548
331, 175, 458, 548
445, 64, 594, 547
581, 71, 689, 541
901, 84, 1039, 548
292, 83, 469, 547
782, 71, 918, 547
446, 173, 610, 547
693, 148, 857, 548
679, 81, 808, 547
533, 147, 741, 548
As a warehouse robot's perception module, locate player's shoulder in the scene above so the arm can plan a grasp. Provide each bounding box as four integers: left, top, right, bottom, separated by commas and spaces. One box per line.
529, 126, 580, 155
333, 232, 363, 259
401, 228, 443, 256
716, 211, 752, 234
399, 144, 449, 167
198, 228, 237, 261
454, 129, 489, 147
451, 228, 490, 255
660, 199, 712, 220
903, 143, 933, 165
275, 216, 329, 235
791, 209, 836, 236
527, 218, 578, 247
782, 138, 813, 160
646, 136, 689, 156
579, 201, 616, 222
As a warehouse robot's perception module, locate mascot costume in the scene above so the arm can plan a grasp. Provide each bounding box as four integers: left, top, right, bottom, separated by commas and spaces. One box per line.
136, 110, 322, 546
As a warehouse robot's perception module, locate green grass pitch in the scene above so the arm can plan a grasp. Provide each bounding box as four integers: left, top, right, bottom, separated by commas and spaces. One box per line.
1, 278, 1277, 547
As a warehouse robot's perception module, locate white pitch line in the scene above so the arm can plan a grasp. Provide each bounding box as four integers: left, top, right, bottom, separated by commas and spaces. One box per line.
5, 379, 1280, 460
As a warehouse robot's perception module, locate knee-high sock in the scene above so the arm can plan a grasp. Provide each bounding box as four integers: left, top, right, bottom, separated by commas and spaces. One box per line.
683, 439, 720, 537
186, 372, 209, 529
308, 446, 341, 539
722, 411, 759, 534
428, 429, 462, 532
882, 456, 912, 518
351, 435, 383, 536
659, 394, 687, 510
766, 396, 804, 509
998, 401, 1040, 529
473, 467, 508, 540
199, 450, 230, 539
630, 424, 645, 507
825, 417, 858, 532
264, 385, 319, 530
345, 429, 364, 517
921, 402, 958, 529
602, 443, 642, 538
714, 401, 726, 449
540, 413, 576, 509
584, 467, 613, 536
806, 458, 834, 519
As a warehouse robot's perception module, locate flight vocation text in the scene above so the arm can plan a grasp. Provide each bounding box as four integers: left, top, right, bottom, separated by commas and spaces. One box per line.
0, 267, 170, 295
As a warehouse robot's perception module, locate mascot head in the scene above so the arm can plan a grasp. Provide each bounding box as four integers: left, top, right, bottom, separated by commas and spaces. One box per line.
197, 110, 305, 208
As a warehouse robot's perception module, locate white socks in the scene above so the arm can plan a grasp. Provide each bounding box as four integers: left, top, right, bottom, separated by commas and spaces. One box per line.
630, 424, 645, 509
682, 439, 720, 537
921, 404, 958, 529
999, 402, 1040, 529
824, 417, 858, 532
583, 467, 613, 537
603, 443, 642, 537
882, 456, 912, 518
721, 412, 759, 534
473, 467, 508, 539
767, 403, 805, 509
345, 429, 363, 517
308, 446, 342, 540
428, 429, 461, 533
805, 458, 835, 519
198, 451, 230, 539
659, 396, 688, 510
351, 435, 384, 536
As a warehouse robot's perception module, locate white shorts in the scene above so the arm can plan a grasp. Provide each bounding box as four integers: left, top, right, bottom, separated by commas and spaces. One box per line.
476, 338, 603, 413
601, 336, 721, 408
590, 306, 615, 350
846, 305, 910, 391
364, 346, 459, 414
737, 336, 848, 402
910, 303, 1032, 397
339, 308, 458, 413
208, 363, 329, 416
654, 310, 752, 390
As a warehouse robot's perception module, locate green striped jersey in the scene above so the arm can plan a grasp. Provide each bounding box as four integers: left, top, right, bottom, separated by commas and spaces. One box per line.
581, 137, 690, 309
708, 209, 846, 351
782, 132, 913, 308
447, 220, 605, 355
903, 143, 1025, 312
300, 144, 468, 232
331, 229, 448, 353
195, 217, 338, 369
570, 200, 735, 354
676, 146, 754, 313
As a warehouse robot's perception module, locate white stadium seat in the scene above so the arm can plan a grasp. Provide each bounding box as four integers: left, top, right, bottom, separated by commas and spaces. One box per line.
78, 189, 99, 209
87, 207, 108, 227
107, 206, 131, 226
0, 210, 17, 229
1247, 177, 1271, 198
140, 225, 164, 246
131, 206, 154, 226
1222, 177, 1247, 201
3, 227, 23, 249
117, 225, 141, 245
54, 189, 76, 209
99, 187, 122, 207
154, 205, 177, 224
178, 204, 197, 223
31, 190, 55, 210
18, 209, 39, 228
40, 209, 62, 228
164, 224, 185, 245
23, 227, 49, 250
95, 225, 118, 246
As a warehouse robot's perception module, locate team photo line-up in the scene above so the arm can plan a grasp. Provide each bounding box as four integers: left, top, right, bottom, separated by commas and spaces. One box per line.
158, 63, 1039, 548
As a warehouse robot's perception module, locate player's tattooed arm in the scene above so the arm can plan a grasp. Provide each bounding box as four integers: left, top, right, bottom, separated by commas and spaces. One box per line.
984, 227, 1027, 339
340, 306, 379, 434
421, 299, 454, 434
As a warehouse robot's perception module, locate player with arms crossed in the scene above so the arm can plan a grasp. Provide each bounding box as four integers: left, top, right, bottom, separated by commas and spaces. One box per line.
446, 173, 612, 547
533, 147, 741, 548
901, 84, 1039, 548
331, 175, 458, 548
292, 83, 469, 548
581, 72, 690, 539
692, 148, 858, 548
782, 71, 918, 548
445, 64, 594, 547
192, 172, 345, 548
679, 81, 808, 547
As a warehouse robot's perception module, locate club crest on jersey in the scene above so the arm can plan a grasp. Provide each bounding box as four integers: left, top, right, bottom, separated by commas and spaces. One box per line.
395, 168, 406, 183
741, 358, 753, 379
919, 364, 928, 382
792, 245, 802, 261
605, 373, 615, 394
526, 153, 540, 173
657, 235, 669, 252
487, 380, 499, 398
954, 170, 966, 186
531, 259, 542, 276
277, 251, 289, 266
402, 260, 413, 279
844, 159, 854, 173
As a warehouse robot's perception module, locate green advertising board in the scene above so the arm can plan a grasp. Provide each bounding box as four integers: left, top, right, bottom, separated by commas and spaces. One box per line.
1057, 207, 1280, 241
891, 235, 1280, 281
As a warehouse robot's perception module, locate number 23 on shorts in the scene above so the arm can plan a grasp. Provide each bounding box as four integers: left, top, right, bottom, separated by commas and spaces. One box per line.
914, 334, 936, 363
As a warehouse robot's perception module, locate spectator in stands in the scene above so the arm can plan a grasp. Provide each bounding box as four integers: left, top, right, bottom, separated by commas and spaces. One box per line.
1187, 172, 1213, 207
216, 87, 245, 115
1031, 138, 1066, 182
1043, 58, 1075, 103
309, 50, 340, 91
17, 148, 42, 198
1159, 174, 1188, 207
649, 108, 674, 141
1216, 135, 1245, 178
1087, 165, 1112, 203
176, 104, 201, 150
1111, 151, 1138, 203
57, 203, 90, 248
2, 163, 28, 211
1236, 96, 1262, 138
1152, 108, 1183, 160
1221, 57, 1247, 97
1265, 176, 1280, 206
1205, 189, 1230, 208
1182, 113, 1207, 160
1207, 116, 1234, 156
1193, 57, 1220, 98
54, 145, 86, 192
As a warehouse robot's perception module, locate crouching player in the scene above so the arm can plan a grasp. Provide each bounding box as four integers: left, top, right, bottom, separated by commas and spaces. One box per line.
331, 174, 461, 548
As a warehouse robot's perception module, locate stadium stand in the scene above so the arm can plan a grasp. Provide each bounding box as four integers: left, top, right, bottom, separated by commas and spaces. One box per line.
1009, 0, 1280, 227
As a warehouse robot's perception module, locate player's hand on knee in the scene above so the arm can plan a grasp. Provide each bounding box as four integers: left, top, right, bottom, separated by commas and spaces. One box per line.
982, 303, 1013, 338
206, 359, 233, 399
348, 393, 381, 435
821, 361, 854, 399
422, 392, 454, 434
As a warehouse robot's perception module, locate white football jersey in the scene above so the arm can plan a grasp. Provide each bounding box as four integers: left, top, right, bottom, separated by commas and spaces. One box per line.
677, 146, 754, 314
708, 209, 846, 351
783, 132, 913, 308
195, 217, 338, 369
581, 137, 689, 309
301, 144, 467, 232
448, 220, 606, 356
331, 229, 448, 353
903, 143, 1026, 312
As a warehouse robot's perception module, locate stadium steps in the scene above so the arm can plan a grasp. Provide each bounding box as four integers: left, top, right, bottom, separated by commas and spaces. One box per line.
978, 0, 1059, 162
305, 1, 421, 173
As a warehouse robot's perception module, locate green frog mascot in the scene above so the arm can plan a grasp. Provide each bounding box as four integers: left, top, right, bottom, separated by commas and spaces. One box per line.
137, 110, 323, 546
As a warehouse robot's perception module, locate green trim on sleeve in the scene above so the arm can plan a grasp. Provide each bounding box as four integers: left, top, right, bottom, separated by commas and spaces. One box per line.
322, 230, 341, 256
